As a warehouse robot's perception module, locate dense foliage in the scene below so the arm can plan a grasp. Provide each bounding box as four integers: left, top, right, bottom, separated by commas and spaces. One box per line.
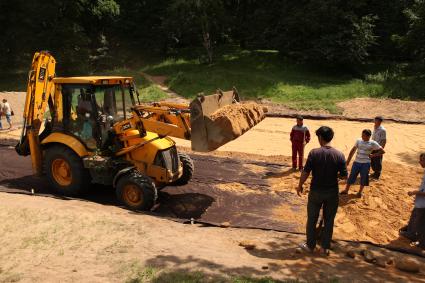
1, 0, 424, 71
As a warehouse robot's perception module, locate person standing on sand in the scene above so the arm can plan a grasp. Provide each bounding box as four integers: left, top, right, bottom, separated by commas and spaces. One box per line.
290, 115, 311, 171
2, 99, 12, 129
341, 129, 385, 197
399, 152, 425, 249
371, 116, 387, 179
297, 126, 347, 255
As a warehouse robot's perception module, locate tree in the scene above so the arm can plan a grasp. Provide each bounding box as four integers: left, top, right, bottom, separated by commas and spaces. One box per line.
272, 1, 377, 67
0, 0, 120, 73
164, 0, 227, 63
403, 0, 425, 64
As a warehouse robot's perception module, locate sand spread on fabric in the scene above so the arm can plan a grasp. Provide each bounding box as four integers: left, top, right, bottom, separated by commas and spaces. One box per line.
215, 182, 262, 195
266, 158, 422, 245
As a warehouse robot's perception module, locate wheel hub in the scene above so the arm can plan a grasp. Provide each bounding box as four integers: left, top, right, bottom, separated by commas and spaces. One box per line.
123, 184, 143, 206
51, 158, 72, 186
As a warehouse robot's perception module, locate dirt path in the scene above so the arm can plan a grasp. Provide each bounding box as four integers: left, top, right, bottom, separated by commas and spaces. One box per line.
141, 73, 189, 104
0, 192, 424, 283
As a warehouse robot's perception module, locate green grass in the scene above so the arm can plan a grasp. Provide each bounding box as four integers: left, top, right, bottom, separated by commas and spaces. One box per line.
125, 267, 301, 283
2, 48, 423, 113
94, 68, 169, 103
141, 49, 387, 114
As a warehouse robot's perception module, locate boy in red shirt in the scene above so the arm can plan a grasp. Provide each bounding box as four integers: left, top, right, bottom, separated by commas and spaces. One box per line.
290, 116, 311, 170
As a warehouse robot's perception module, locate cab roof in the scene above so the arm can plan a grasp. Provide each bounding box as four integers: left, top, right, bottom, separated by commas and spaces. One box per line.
53, 76, 133, 84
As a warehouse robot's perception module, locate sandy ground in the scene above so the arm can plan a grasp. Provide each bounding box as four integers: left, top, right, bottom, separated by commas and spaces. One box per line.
2, 89, 425, 282
0, 192, 425, 283
338, 98, 425, 122
0, 92, 24, 127
176, 148, 423, 248
176, 117, 425, 167
1, 130, 425, 282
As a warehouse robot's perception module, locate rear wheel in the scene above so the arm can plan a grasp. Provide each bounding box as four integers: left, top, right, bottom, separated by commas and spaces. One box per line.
171, 153, 194, 186
116, 170, 157, 211
44, 145, 90, 196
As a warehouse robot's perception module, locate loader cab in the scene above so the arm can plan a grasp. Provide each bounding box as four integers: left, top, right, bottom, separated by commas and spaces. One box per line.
56, 77, 136, 151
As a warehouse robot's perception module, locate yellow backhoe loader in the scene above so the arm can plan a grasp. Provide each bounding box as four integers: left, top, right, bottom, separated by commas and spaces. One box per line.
16, 51, 265, 210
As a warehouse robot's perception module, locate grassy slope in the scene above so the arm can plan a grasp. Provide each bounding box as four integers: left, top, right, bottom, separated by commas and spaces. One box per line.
3, 49, 422, 113
142, 49, 385, 113
95, 68, 169, 103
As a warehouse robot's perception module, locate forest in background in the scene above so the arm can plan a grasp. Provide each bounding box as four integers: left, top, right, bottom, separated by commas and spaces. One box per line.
0, 0, 424, 101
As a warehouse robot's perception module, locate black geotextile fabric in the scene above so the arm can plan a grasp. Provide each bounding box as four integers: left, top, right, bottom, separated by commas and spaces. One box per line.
1, 146, 424, 257
0, 147, 303, 232
156, 154, 303, 233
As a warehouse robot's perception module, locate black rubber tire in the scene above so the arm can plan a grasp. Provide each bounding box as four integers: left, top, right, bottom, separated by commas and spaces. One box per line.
44, 145, 91, 196
116, 170, 157, 211
171, 153, 194, 186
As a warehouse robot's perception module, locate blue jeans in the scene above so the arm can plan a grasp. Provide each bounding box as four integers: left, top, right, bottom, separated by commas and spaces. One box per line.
347, 162, 370, 186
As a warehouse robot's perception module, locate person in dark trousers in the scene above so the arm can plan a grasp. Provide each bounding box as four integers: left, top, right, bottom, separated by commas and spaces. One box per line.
399, 152, 425, 248
371, 116, 386, 179
341, 129, 385, 197
297, 126, 348, 255
290, 115, 311, 171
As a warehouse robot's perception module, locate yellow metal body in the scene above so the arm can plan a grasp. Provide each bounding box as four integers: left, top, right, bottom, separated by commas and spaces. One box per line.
18, 51, 257, 188
20, 51, 56, 175
116, 130, 182, 184
40, 132, 90, 157
18, 52, 185, 186
53, 76, 133, 85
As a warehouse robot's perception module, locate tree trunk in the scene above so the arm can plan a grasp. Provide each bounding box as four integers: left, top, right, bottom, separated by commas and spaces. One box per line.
202, 31, 213, 64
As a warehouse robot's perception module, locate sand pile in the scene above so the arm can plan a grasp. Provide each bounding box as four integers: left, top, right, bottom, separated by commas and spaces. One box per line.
209, 102, 266, 136
268, 158, 422, 245
206, 103, 266, 150
333, 162, 420, 244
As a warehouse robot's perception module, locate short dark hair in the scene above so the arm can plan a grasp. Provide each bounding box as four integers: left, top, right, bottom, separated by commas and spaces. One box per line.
374, 116, 383, 122
296, 115, 303, 120
316, 126, 334, 143
362, 129, 372, 136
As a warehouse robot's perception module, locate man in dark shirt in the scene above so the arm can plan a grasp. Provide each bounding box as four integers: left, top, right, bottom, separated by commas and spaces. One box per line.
296, 126, 348, 255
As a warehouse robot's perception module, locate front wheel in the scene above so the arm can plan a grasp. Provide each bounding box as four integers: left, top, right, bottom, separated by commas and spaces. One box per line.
44, 145, 90, 196
116, 170, 157, 211
171, 153, 194, 186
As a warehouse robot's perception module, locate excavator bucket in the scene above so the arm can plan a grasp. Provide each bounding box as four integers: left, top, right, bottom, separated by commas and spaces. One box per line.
190, 88, 266, 152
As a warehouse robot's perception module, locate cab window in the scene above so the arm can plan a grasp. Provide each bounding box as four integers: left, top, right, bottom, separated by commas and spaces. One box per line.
93, 85, 133, 122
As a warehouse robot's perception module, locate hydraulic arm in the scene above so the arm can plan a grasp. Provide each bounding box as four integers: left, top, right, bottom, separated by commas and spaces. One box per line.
16, 51, 56, 175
